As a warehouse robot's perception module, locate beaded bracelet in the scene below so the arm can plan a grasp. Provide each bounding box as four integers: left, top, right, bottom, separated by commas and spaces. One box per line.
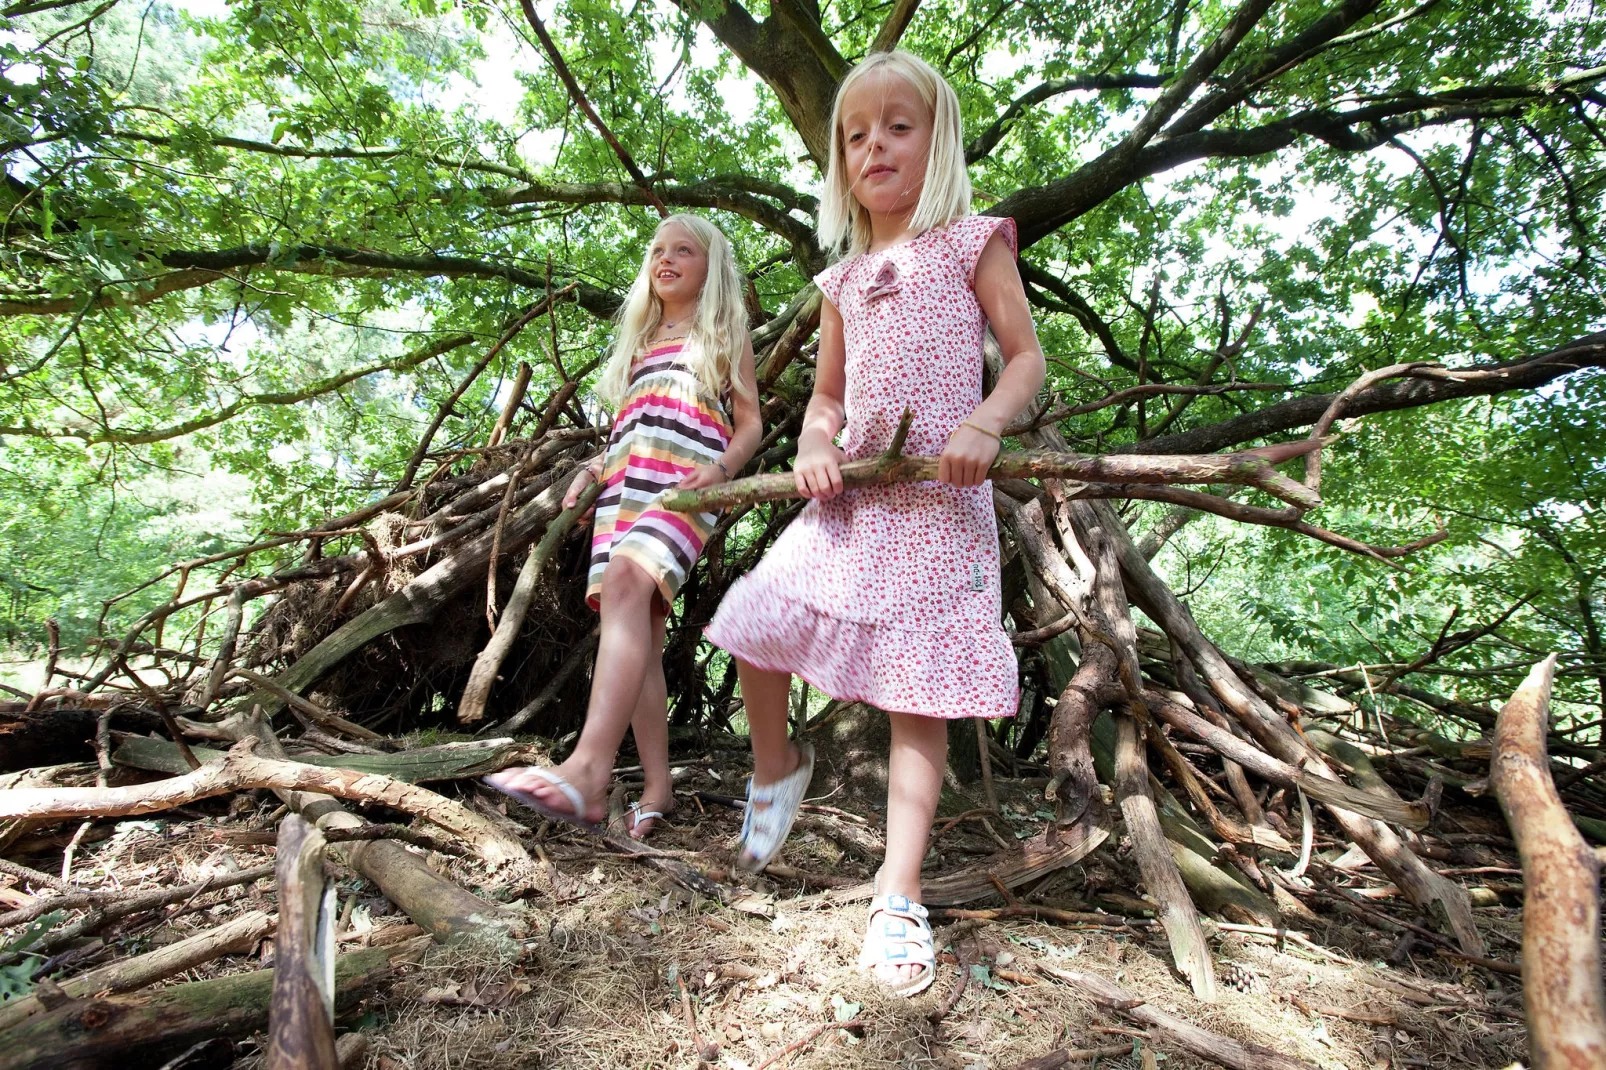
714, 459, 731, 479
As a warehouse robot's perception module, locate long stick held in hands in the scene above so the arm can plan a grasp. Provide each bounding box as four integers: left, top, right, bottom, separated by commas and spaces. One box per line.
660, 408, 1328, 513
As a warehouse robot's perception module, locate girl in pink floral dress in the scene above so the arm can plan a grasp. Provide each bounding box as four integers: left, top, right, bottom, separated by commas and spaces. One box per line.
705, 50, 1046, 996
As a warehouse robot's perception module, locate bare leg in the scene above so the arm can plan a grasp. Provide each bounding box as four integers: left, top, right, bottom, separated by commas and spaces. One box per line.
870, 710, 947, 986
736, 658, 804, 786
492, 557, 660, 821
626, 609, 673, 838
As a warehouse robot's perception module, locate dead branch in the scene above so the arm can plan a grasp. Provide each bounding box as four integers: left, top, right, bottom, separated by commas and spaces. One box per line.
1145, 690, 1431, 827
269, 814, 339, 1070
0, 937, 430, 1067
1115, 712, 1218, 1001
0, 737, 528, 867
459, 479, 603, 723
1035, 961, 1321, 1070
228, 667, 383, 740
1491, 655, 1606, 1069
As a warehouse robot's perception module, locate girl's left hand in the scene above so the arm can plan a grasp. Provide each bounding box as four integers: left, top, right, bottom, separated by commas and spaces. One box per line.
939, 424, 1001, 488
675, 463, 727, 491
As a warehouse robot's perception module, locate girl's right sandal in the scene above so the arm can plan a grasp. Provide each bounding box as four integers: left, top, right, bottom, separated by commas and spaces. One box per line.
857, 893, 936, 997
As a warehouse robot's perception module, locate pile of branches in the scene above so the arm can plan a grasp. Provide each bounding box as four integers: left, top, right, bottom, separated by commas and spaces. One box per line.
3, 295, 1605, 1067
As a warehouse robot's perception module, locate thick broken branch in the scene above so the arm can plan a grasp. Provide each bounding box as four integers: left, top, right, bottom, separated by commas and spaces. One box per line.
0, 738, 528, 867
1491, 655, 1606, 1069
269, 815, 339, 1070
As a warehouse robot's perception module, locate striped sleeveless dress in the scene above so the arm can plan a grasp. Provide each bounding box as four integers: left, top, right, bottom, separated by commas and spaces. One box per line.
586, 341, 732, 610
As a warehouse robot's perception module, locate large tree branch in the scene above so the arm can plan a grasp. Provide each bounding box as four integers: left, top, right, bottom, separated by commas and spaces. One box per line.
104, 130, 533, 181
489, 177, 823, 270
1161, 0, 1388, 138
673, 0, 844, 164
0, 332, 476, 444
516, 0, 666, 215
0, 245, 621, 318
1111, 0, 1280, 159
967, 73, 1174, 163
1129, 333, 1606, 455
1001, 88, 1588, 247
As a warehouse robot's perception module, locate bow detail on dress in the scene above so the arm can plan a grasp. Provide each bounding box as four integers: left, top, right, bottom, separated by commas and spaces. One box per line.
862, 258, 901, 303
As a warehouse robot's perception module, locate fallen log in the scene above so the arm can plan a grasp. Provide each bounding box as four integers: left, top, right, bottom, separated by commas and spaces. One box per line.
268, 815, 338, 1070
794, 820, 1109, 908
0, 909, 274, 1033
1490, 655, 1606, 1070
230, 719, 529, 949
112, 735, 536, 783
1035, 961, 1321, 1070
1114, 712, 1218, 1001
0, 936, 430, 1069
0, 737, 528, 868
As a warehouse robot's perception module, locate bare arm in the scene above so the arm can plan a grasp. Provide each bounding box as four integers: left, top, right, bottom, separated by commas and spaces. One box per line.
793, 296, 849, 498
939, 233, 1047, 487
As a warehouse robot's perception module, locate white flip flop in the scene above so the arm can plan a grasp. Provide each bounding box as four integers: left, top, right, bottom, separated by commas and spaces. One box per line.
482, 766, 603, 834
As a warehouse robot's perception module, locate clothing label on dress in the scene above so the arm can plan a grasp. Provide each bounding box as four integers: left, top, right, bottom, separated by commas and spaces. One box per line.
970, 562, 985, 591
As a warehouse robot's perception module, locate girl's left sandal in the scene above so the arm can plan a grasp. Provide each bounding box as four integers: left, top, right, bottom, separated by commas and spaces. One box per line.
857, 893, 937, 997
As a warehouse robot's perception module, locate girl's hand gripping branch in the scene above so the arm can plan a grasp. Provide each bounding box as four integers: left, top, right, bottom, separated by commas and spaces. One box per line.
563, 461, 604, 521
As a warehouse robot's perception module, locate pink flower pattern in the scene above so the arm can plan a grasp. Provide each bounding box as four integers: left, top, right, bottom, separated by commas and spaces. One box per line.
705, 215, 1020, 719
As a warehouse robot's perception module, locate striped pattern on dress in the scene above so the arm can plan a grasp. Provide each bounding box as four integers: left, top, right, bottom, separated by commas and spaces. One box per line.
586, 342, 732, 609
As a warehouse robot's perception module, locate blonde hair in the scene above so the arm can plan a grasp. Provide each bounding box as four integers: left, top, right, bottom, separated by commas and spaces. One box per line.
818, 50, 972, 258
596, 213, 749, 409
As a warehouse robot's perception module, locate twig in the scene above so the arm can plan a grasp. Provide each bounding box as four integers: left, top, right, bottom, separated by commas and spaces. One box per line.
22, 618, 60, 712
929, 920, 980, 1024
516, 0, 667, 217
752, 1019, 866, 1070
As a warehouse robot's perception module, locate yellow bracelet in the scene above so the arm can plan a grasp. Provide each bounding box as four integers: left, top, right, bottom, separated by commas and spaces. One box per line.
956, 420, 1002, 442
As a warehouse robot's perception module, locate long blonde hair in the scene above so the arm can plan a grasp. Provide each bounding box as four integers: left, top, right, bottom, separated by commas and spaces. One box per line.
818, 50, 972, 258
596, 213, 749, 408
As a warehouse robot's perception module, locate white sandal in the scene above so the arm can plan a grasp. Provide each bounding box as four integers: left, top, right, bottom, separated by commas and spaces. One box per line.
857, 892, 937, 997
735, 741, 814, 873
482, 767, 603, 834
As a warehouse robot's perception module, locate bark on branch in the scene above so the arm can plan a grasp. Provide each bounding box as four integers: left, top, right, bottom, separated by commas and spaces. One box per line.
1491, 655, 1606, 1069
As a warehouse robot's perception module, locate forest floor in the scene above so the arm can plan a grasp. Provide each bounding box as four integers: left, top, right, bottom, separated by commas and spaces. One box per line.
1, 727, 1533, 1070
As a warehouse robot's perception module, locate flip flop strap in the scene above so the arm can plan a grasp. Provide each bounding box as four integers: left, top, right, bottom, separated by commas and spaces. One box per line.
529, 767, 586, 816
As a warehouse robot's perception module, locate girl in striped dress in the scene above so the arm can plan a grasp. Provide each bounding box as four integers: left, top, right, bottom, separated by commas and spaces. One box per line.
486, 214, 761, 838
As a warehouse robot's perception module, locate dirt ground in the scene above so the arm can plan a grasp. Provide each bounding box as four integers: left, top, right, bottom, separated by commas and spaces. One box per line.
2, 736, 1533, 1070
